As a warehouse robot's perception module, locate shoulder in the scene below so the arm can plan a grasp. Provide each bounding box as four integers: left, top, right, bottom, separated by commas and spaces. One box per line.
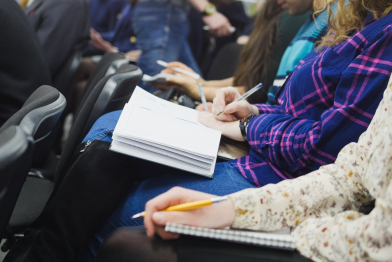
334, 13, 392, 59
44, 0, 87, 10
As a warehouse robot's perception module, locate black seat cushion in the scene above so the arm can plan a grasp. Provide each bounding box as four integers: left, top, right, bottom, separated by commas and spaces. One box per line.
0, 85, 59, 134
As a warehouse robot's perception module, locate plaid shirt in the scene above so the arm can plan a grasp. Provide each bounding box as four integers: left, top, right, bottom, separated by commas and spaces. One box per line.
230, 13, 392, 187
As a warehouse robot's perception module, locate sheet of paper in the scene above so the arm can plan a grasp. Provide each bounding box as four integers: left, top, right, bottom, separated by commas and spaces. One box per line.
110, 140, 215, 177
113, 135, 212, 169
113, 134, 213, 164
114, 105, 221, 158
129, 86, 200, 125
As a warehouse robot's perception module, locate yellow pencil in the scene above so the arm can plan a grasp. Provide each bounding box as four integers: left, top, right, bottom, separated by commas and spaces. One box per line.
131, 196, 228, 219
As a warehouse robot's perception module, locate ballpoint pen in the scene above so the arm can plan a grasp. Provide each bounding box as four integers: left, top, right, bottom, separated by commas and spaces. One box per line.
216, 83, 263, 116
157, 60, 200, 80
197, 82, 209, 112
131, 196, 228, 219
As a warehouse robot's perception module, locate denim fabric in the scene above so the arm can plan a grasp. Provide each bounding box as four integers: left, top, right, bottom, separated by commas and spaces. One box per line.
82, 110, 121, 143
132, 2, 201, 93
77, 111, 258, 261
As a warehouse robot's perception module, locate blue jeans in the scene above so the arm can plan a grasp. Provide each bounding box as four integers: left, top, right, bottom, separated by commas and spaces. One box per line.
133, 2, 201, 93
77, 111, 257, 261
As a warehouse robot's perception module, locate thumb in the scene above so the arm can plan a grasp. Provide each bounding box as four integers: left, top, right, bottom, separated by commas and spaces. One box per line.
224, 102, 241, 114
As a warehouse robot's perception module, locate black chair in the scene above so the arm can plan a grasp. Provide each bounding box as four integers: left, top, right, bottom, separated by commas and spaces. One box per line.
0, 86, 66, 250
206, 43, 243, 81
0, 126, 34, 246
6, 65, 142, 244
75, 52, 129, 115
53, 49, 84, 97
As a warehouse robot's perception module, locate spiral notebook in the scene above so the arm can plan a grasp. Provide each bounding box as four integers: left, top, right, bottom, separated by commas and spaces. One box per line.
165, 223, 295, 250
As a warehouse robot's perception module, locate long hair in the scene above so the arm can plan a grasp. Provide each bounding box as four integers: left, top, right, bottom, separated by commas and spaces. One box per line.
233, 0, 284, 103
316, 0, 392, 49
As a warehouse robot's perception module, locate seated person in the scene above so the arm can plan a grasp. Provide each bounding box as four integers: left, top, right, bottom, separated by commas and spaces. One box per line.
89, 0, 129, 40
75, 0, 392, 259
157, 0, 324, 105
0, 0, 51, 127
87, 1, 140, 60
161, 1, 326, 104
5, 0, 392, 261
21, 0, 90, 80
96, 73, 392, 262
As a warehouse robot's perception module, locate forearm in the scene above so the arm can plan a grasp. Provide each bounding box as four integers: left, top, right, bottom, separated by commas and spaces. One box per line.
186, 0, 209, 12
229, 131, 374, 231
204, 77, 234, 88
228, 168, 351, 231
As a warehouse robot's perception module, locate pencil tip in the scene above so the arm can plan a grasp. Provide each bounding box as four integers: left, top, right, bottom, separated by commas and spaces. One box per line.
132, 213, 143, 219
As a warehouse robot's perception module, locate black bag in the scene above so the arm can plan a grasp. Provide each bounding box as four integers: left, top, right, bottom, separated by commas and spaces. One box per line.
154, 88, 196, 109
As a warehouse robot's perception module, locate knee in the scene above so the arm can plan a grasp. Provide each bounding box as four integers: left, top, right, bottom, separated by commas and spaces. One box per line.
95, 228, 140, 262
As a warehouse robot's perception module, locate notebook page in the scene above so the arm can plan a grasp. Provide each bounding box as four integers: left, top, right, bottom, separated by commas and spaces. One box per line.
110, 140, 215, 177
113, 134, 213, 164
114, 105, 221, 158
129, 86, 200, 125
165, 223, 295, 250
112, 135, 212, 169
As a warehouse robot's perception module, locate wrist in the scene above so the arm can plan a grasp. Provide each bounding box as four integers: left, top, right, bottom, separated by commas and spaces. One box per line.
251, 105, 259, 115
200, 2, 217, 16
187, 82, 200, 100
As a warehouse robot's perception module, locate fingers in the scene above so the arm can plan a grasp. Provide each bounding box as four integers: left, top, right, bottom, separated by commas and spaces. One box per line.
196, 103, 213, 112
166, 62, 194, 73
195, 104, 205, 112
155, 226, 179, 240
212, 87, 241, 120
144, 187, 210, 238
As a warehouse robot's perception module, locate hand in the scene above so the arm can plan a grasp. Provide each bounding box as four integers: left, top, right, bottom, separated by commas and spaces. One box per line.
159, 62, 206, 99
162, 62, 207, 85
125, 49, 142, 62
196, 102, 213, 112
236, 35, 249, 45
212, 87, 259, 122
202, 12, 232, 37
198, 111, 243, 141
144, 187, 235, 239
89, 28, 118, 53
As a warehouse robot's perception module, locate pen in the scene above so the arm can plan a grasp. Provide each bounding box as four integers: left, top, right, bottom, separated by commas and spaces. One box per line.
216, 83, 263, 116
157, 60, 200, 80
198, 83, 209, 112
131, 196, 228, 219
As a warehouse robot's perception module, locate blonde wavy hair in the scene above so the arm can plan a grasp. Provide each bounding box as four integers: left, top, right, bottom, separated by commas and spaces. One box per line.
315, 0, 392, 49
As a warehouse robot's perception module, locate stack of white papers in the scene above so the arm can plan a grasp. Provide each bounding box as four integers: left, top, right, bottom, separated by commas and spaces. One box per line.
110, 87, 222, 178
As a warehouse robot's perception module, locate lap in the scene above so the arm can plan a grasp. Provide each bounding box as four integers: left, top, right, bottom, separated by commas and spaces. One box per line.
77, 162, 256, 261
95, 227, 313, 262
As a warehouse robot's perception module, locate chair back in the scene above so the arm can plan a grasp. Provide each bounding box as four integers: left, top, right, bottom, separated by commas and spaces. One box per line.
55, 64, 142, 184
206, 43, 243, 81
53, 50, 83, 96
0, 86, 66, 166
0, 126, 34, 238
75, 52, 128, 116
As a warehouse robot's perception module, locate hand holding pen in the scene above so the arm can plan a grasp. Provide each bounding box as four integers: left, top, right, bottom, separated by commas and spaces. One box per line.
158, 60, 209, 112
212, 85, 262, 122
141, 187, 235, 239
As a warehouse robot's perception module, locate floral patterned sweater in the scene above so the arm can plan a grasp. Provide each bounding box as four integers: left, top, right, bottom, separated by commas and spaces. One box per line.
228, 78, 392, 261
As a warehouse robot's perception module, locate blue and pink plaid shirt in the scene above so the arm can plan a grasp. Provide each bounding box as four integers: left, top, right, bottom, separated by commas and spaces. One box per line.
230, 13, 392, 187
